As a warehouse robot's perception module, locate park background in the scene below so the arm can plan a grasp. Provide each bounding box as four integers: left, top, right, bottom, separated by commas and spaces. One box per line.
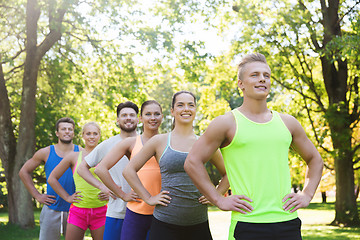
0, 0, 359, 239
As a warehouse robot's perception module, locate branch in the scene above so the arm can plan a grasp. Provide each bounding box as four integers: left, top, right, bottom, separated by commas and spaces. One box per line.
37, 7, 67, 59
298, 0, 322, 50
0, 48, 26, 64
4, 64, 25, 79
338, 0, 360, 25
58, 50, 85, 75
323, 161, 334, 170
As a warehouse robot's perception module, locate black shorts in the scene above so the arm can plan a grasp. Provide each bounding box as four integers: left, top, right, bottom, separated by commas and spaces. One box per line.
234, 217, 302, 240
148, 217, 213, 240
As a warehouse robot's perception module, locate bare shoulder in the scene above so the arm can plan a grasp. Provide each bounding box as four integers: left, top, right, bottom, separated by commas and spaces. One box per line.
34, 146, 51, 163
121, 136, 137, 147
278, 113, 303, 135
149, 133, 167, 143
209, 111, 235, 131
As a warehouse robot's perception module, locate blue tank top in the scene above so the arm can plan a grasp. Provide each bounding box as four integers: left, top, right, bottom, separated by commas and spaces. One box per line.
45, 145, 79, 211
153, 133, 208, 226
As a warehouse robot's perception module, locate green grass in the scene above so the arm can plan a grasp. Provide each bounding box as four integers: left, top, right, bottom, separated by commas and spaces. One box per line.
0, 209, 91, 240
0, 201, 359, 240
298, 201, 360, 240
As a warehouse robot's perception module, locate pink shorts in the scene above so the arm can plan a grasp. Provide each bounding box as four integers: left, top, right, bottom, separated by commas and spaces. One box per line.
68, 204, 107, 230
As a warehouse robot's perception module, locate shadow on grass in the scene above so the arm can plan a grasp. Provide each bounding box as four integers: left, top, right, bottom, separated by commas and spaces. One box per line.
302, 225, 360, 240
305, 202, 335, 211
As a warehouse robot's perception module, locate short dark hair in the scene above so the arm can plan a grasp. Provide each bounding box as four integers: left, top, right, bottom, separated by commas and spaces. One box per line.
140, 100, 162, 116
116, 101, 139, 117
55, 117, 75, 131
237, 53, 268, 81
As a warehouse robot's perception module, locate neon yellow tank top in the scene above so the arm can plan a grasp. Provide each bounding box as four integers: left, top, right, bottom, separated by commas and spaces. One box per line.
73, 152, 107, 208
220, 109, 297, 223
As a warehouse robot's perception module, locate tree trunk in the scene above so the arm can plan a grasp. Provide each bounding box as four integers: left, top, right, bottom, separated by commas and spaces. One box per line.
319, 0, 360, 226
325, 103, 360, 226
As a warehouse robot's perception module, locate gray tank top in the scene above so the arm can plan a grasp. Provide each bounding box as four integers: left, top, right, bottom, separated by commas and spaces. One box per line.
153, 133, 208, 226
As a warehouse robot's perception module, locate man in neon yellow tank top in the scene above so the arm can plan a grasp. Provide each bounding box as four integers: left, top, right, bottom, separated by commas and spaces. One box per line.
185, 53, 324, 240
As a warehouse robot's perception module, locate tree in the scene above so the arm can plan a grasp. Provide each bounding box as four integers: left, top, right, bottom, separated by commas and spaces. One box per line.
0, 0, 83, 228
228, 0, 360, 226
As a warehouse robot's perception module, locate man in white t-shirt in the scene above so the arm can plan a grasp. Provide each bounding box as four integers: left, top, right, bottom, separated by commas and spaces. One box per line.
77, 101, 139, 240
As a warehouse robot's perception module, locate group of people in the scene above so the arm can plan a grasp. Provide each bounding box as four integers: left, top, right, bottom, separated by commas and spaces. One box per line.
19, 53, 323, 240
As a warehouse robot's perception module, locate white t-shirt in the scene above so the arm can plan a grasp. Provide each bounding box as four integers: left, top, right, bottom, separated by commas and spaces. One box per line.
85, 135, 131, 219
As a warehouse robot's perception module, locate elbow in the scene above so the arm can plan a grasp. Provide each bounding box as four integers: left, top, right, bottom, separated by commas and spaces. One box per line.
184, 156, 194, 174
122, 166, 130, 180
94, 167, 101, 177
48, 176, 54, 187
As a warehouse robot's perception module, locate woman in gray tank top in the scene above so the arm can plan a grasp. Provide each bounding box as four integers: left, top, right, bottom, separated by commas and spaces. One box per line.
123, 91, 229, 240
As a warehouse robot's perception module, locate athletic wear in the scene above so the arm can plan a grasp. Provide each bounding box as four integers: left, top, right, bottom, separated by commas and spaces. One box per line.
103, 217, 124, 240
39, 205, 69, 240
221, 110, 297, 223
233, 218, 302, 240
221, 109, 299, 240
73, 152, 107, 208
85, 135, 131, 219
121, 208, 152, 240
67, 205, 107, 231
149, 217, 212, 240
40, 144, 79, 240
127, 135, 161, 215
121, 135, 161, 240
45, 145, 79, 211
153, 133, 208, 226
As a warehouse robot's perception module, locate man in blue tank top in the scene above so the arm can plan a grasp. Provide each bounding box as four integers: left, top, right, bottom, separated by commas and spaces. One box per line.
185, 53, 324, 240
19, 117, 80, 240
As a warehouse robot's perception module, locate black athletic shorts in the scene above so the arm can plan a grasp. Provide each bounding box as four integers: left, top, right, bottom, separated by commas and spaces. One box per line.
234, 217, 302, 240
148, 217, 213, 240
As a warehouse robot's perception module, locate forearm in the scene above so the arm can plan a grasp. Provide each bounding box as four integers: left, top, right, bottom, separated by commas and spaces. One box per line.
48, 177, 70, 202
77, 163, 103, 189
185, 159, 223, 206
19, 171, 42, 200
123, 166, 151, 201
302, 157, 324, 199
94, 166, 126, 199
215, 174, 230, 196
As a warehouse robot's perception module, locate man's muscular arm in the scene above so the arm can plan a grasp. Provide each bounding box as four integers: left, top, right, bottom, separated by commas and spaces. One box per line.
19, 147, 56, 205
185, 114, 253, 213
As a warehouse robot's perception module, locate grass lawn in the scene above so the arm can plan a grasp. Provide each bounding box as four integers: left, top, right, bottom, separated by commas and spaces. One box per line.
298, 202, 360, 240
0, 209, 91, 240
0, 200, 359, 240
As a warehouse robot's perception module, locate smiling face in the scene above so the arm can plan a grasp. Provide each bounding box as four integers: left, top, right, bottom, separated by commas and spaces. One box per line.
56, 122, 75, 144
117, 107, 139, 133
238, 61, 271, 100
82, 123, 101, 148
140, 103, 163, 132
171, 92, 196, 125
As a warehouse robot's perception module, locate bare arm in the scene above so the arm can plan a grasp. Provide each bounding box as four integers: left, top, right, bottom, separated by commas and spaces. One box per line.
77, 159, 116, 200
123, 135, 171, 206
19, 147, 56, 205
198, 149, 230, 205
94, 138, 138, 202
48, 152, 82, 203
281, 114, 324, 212
185, 115, 253, 213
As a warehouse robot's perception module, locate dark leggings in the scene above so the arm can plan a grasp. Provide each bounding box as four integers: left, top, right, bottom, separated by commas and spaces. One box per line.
121, 208, 152, 240
148, 217, 213, 240
234, 217, 302, 240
